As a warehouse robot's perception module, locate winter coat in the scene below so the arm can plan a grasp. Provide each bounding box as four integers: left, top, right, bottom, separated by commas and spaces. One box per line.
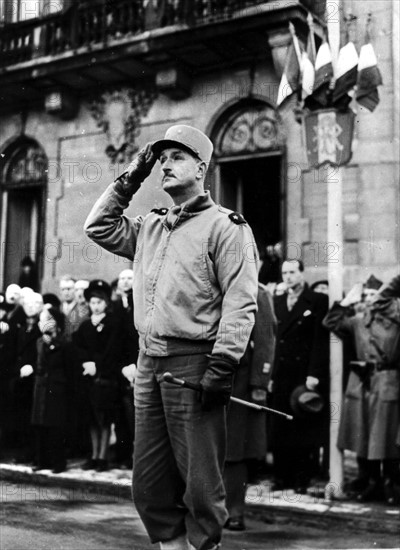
324, 282, 400, 459
7, 316, 41, 430
226, 284, 277, 462
0, 326, 13, 425
73, 312, 129, 414
270, 286, 329, 449
31, 338, 71, 427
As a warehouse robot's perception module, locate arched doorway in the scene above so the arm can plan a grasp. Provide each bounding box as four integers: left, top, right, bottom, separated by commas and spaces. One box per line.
0, 137, 48, 290
209, 98, 285, 281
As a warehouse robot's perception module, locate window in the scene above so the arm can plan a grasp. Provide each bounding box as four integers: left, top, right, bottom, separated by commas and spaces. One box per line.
0, 0, 63, 23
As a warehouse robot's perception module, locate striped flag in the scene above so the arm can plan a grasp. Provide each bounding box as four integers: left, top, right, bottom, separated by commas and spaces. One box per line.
332, 41, 359, 109
301, 27, 316, 101
277, 43, 301, 106
356, 42, 382, 112
305, 40, 333, 109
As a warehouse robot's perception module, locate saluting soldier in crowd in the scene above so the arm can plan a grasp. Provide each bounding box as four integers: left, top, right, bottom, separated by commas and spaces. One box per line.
324, 275, 400, 505
269, 259, 330, 493
84, 125, 258, 550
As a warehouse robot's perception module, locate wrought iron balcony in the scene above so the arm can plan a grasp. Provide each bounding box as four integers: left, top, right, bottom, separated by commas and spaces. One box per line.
0, 0, 325, 113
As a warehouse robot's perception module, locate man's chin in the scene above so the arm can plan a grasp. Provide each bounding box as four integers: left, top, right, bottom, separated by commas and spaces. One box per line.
162, 179, 181, 193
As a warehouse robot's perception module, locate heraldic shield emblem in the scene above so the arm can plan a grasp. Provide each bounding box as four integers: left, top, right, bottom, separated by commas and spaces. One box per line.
304, 109, 355, 168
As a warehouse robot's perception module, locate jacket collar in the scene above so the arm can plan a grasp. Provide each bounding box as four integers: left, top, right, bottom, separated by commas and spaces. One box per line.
179, 191, 214, 214
165, 191, 214, 229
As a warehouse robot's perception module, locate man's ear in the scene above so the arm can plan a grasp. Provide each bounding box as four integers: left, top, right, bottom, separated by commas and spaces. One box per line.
196, 161, 207, 179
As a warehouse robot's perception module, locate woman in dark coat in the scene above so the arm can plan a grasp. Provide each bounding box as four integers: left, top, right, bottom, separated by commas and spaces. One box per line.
31, 306, 71, 473
7, 292, 42, 459
74, 280, 128, 472
224, 284, 277, 531
0, 294, 14, 448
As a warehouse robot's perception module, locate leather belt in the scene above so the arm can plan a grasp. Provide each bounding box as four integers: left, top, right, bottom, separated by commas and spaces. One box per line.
349, 360, 397, 372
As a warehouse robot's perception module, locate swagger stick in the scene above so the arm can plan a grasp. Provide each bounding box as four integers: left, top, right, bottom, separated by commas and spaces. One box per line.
163, 372, 293, 420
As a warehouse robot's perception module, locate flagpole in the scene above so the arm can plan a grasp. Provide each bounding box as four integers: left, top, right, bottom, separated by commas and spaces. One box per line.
289, 21, 302, 69
326, 163, 344, 499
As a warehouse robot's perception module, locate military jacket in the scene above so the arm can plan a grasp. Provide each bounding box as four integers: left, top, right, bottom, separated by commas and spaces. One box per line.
84, 184, 258, 363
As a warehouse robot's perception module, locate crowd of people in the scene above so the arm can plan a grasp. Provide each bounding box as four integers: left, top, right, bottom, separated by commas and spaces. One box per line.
0, 269, 138, 474
1, 262, 398, 511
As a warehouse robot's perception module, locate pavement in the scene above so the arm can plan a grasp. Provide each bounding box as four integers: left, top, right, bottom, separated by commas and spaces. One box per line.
1, 453, 399, 536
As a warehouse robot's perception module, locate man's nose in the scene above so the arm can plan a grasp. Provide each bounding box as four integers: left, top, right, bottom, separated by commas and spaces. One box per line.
162, 158, 173, 171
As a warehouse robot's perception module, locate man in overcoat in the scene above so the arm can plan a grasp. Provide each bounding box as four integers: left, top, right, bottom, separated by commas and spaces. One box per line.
324, 275, 400, 504
269, 259, 329, 492
84, 125, 258, 550
224, 283, 276, 530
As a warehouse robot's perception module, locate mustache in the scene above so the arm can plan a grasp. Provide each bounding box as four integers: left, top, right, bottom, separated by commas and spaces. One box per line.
162, 172, 175, 181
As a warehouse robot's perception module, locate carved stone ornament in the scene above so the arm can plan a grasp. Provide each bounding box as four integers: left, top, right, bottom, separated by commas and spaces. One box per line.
214, 105, 283, 157
3, 142, 47, 188
89, 86, 157, 164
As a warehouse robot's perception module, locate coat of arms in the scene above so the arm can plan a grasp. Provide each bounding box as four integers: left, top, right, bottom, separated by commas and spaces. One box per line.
89, 86, 157, 164
304, 108, 355, 168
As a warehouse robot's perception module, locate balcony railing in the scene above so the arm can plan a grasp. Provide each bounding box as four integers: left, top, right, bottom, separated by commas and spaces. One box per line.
0, 0, 325, 69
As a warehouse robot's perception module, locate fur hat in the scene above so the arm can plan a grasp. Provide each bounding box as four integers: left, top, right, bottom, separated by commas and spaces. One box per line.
84, 279, 111, 303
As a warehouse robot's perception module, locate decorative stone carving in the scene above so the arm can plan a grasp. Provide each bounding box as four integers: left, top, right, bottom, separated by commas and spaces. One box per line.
4, 143, 47, 188
214, 105, 282, 157
89, 85, 157, 164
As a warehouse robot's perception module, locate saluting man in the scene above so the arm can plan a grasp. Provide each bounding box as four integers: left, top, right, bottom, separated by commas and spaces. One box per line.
84, 125, 259, 550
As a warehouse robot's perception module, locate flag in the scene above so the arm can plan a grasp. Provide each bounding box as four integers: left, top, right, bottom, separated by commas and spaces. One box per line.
301, 28, 316, 101
304, 40, 333, 109
356, 42, 382, 112
332, 41, 359, 109
277, 43, 301, 106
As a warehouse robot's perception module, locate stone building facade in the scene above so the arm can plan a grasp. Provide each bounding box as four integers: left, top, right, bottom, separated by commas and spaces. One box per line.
0, 0, 398, 293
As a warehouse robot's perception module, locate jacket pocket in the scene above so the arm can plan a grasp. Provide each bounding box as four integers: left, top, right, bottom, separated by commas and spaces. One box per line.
345, 371, 364, 399
375, 370, 400, 402
203, 251, 217, 300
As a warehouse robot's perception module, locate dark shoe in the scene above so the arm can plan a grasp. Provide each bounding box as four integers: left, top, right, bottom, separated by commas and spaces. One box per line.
294, 485, 309, 495
270, 479, 293, 491
52, 463, 67, 474
225, 517, 245, 531
346, 476, 369, 494
96, 459, 109, 472
384, 478, 400, 506
82, 458, 98, 470
357, 479, 385, 502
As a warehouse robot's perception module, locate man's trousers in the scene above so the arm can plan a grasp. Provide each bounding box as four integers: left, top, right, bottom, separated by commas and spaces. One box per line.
133, 352, 228, 550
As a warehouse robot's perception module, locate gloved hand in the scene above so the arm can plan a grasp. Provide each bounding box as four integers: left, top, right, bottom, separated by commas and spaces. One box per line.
20, 364, 34, 378
250, 387, 267, 404
115, 143, 157, 197
121, 363, 137, 384
82, 361, 96, 377
200, 356, 235, 411
305, 376, 319, 391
